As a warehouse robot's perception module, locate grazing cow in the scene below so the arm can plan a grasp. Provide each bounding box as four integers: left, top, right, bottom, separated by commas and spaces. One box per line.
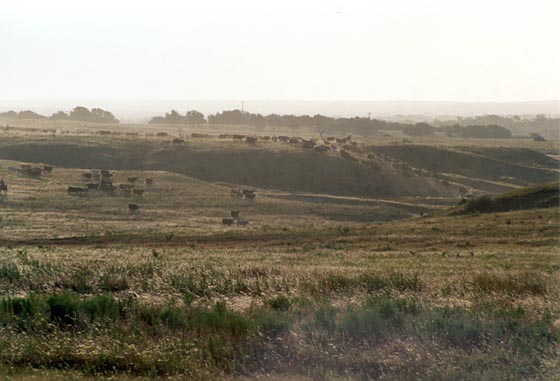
22, 167, 42, 177
271, 136, 279, 142
246, 136, 258, 144
100, 170, 112, 178
128, 203, 140, 213
172, 138, 185, 145
42, 165, 53, 174
119, 184, 135, 190
222, 218, 234, 225
278, 136, 290, 142
133, 189, 145, 197
99, 181, 115, 192
121, 188, 132, 197
127, 177, 138, 184
145, 178, 154, 187
86, 183, 99, 190
125, 132, 139, 137
82, 172, 93, 180
230, 210, 240, 219
156, 132, 168, 137
233, 134, 246, 140
261, 136, 271, 141
303, 140, 316, 149
231, 188, 243, 198
289, 137, 300, 144
68, 186, 86, 194
314, 145, 330, 153
99, 130, 112, 135
326, 137, 336, 141
243, 189, 256, 200
0, 179, 7, 193
236, 219, 249, 226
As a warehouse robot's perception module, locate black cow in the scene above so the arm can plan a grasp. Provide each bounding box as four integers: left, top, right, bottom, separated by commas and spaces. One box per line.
128, 203, 140, 213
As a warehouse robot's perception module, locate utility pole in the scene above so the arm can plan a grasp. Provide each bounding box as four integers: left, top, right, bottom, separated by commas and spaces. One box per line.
241, 100, 245, 112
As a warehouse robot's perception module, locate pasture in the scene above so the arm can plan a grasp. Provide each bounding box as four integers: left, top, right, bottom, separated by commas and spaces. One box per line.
0, 121, 558, 380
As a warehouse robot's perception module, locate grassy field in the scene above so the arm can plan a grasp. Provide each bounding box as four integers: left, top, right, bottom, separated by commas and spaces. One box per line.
0, 121, 558, 380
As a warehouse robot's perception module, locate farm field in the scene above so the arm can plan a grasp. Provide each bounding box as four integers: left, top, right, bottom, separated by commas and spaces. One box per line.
0, 122, 559, 380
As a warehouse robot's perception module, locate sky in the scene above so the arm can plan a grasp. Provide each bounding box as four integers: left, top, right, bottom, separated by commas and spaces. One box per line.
1, 0, 559, 103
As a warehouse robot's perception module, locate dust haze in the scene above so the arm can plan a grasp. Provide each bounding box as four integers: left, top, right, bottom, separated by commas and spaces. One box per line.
0, 1, 559, 381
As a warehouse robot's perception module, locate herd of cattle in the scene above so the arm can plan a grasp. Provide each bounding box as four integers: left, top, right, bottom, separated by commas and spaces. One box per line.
1, 164, 260, 223
67, 170, 155, 213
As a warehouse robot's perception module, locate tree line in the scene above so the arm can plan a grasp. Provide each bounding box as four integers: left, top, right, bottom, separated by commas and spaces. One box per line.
0, 106, 119, 124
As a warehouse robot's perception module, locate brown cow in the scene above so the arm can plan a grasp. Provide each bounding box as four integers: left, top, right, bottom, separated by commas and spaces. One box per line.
68, 186, 87, 194
127, 177, 138, 184
243, 189, 256, 200
233, 134, 246, 140
222, 218, 234, 225
230, 210, 240, 219
246, 136, 258, 144
119, 184, 134, 190
172, 138, 185, 145
303, 141, 316, 149
128, 203, 140, 213
0, 179, 7, 193
42, 165, 53, 174
145, 178, 154, 187
133, 189, 145, 197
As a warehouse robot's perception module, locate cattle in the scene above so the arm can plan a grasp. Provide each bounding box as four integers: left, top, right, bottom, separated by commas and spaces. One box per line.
156, 132, 168, 137
314, 145, 330, 153
119, 184, 134, 190
68, 186, 87, 194
326, 136, 336, 141
231, 188, 243, 198
172, 138, 185, 145
125, 132, 139, 137
100, 170, 112, 179
133, 189, 145, 197
42, 165, 53, 174
260, 136, 271, 141
99, 130, 112, 135
289, 137, 300, 144
82, 172, 93, 180
271, 136, 279, 142
145, 178, 154, 187
303, 140, 316, 149
243, 189, 256, 200
278, 136, 290, 142
233, 134, 246, 140
230, 210, 240, 219
99, 181, 115, 192
0, 179, 7, 193
127, 177, 138, 184
121, 188, 132, 197
21, 166, 42, 177
246, 136, 258, 144
236, 219, 249, 226
128, 203, 140, 213
86, 183, 99, 190
222, 218, 235, 225
218, 134, 231, 139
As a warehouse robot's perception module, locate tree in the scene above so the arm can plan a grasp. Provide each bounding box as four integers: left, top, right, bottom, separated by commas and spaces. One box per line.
50, 111, 69, 120
185, 110, 206, 125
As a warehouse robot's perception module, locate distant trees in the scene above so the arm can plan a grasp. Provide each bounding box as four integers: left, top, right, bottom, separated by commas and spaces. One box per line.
0, 110, 46, 119
403, 123, 436, 137
442, 124, 512, 139
67, 106, 118, 123
149, 110, 207, 125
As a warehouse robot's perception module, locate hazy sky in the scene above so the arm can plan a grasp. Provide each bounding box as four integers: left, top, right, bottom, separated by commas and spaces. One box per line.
1, 0, 559, 102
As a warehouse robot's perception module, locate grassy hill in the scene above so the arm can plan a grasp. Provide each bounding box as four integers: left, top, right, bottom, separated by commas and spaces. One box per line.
453, 182, 559, 214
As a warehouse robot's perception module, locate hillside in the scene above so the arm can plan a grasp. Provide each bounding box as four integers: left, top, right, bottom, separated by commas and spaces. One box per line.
452, 182, 559, 214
